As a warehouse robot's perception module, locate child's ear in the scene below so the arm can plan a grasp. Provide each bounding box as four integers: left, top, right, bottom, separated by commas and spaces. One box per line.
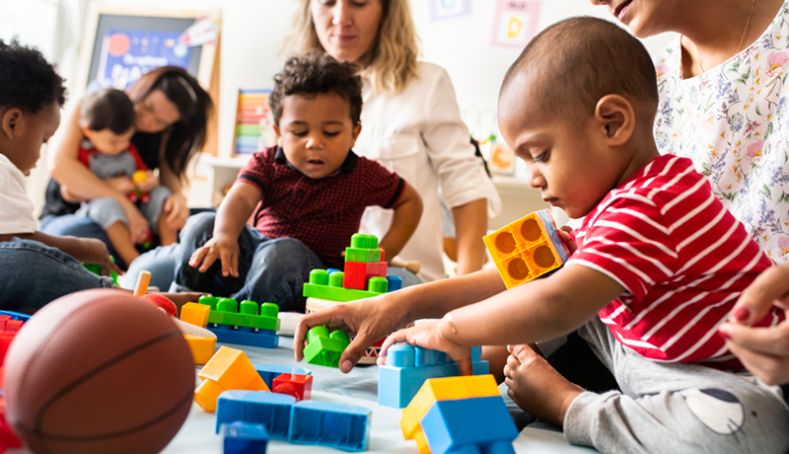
593, 95, 634, 147
351, 122, 362, 141
0, 108, 23, 139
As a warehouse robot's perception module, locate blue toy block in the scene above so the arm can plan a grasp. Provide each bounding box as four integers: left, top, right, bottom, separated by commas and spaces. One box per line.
221, 421, 269, 454
420, 396, 517, 454
288, 400, 371, 452
386, 275, 403, 292
0, 311, 30, 322
209, 325, 279, 349
254, 363, 311, 389
378, 344, 489, 408
216, 391, 295, 440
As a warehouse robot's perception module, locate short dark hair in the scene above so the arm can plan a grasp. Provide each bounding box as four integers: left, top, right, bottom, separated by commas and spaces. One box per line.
269, 53, 363, 125
81, 88, 135, 134
500, 17, 658, 121
0, 39, 66, 113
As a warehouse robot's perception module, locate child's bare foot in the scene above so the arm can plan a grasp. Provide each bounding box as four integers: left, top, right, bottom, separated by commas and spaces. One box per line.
503, 344, 584, 427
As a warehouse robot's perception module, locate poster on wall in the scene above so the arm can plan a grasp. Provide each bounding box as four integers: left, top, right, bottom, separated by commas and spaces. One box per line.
233, 89, 276, 155
428, 0, 472, 21
491, 0, 541, 48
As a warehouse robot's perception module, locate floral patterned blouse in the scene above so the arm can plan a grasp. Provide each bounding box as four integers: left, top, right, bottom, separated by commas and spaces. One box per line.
654, 0, 789, 264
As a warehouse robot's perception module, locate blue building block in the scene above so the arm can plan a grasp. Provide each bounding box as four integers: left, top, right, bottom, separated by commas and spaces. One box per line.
288, 400, 371, 452
254, 363, 312, 389
378, 344, 489, 408
216, 391, 295, 440
221, 421, 269, 454
0, 310, 30, 322
209, 324, 279, 349
386, 275, 403, 292
420, 396, 517, 454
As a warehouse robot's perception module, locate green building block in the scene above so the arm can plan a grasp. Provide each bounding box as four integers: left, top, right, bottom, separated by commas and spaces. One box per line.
303, 269, 385, 302
350, 233, 378, 250
303, 325, 351, 368
198, 296, 280, 331
82, 263, 119, 286
345, 247, 382, 263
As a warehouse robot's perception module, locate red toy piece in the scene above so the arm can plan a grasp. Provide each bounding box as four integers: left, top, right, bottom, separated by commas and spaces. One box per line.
272, 373, 313, 401
142, 294, 178, 318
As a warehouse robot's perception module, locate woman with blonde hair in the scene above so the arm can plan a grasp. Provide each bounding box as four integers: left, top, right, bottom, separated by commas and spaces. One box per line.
288, 0, 500, 283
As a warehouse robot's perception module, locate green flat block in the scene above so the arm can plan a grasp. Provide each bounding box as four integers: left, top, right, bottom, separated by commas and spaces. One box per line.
303, 282, 382, 302
303, 326, 351, 368
200, 296, 280, 331
345, 247, 381, 263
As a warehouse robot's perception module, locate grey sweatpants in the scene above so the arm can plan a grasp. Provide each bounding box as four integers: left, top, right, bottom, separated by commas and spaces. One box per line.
563, 317, 789, 453
78, 185, 170, 232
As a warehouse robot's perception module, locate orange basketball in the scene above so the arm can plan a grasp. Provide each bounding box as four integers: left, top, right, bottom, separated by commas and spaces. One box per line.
3, 289, 195, 454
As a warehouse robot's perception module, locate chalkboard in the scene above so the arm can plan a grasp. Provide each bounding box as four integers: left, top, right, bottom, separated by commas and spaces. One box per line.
76, 6, 220, 91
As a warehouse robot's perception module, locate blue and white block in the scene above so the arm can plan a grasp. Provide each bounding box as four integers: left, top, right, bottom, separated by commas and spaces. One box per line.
209, 324, 279, 348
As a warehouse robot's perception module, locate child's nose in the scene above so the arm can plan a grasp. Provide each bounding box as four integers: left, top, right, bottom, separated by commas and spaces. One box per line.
527, 165, 545, 189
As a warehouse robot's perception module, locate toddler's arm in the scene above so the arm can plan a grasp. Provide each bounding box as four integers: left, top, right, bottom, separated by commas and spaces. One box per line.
189, 181, 261, 277
377, 182, 422, 260
0, 232, 119, 275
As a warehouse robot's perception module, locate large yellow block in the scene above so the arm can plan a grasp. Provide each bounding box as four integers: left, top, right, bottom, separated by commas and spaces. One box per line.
194, 346, 269, 412
180, 301, 211, 327
184, 334, 216, 364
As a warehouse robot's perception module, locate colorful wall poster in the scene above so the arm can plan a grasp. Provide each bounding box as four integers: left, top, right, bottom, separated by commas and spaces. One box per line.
429, 0, 472, 21
491, 0, 542, 48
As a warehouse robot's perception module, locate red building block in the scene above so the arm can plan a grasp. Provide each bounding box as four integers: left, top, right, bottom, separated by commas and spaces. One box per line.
272, 373, 313, 401
343, 261, 368, 290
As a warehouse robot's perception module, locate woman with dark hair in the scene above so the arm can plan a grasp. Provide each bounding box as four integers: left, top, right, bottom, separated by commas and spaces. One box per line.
41, 66, 212, 266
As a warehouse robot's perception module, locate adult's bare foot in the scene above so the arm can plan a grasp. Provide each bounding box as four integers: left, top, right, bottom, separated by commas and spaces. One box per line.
503, 343, 584, 427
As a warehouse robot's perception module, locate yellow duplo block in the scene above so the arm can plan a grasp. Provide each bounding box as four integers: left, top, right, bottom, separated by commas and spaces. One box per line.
401, 374, 499, 440
194, 346, 269, 412
184, 334, 216, 364
483, 209, 567, 289
180, 302, 211, 327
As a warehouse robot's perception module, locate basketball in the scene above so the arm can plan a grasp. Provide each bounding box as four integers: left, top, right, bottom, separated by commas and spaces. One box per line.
3, 289, 195, 454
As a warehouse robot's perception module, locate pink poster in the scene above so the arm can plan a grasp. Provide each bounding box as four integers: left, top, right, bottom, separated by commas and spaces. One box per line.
491, 0, 542, 48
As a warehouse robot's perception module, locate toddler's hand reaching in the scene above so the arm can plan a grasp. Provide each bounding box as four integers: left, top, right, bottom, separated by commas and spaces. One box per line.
377, 319, 473, 375
558, 226, 577, 254
189, 235, 240, 278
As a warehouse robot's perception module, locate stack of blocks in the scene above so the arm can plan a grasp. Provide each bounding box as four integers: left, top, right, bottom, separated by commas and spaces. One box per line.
255, 363, 314, 401
216, 390, 371, 452
194, 346, 270, 413
193, 295, 280, 349
302, 233, 403, 366
378, 344, 490, 408
0, 311, 27, 451
401, 375, 517, 454
482, 209, 570, 289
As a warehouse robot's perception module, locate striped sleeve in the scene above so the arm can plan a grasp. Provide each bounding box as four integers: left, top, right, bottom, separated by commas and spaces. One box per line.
569, 195, 678, 300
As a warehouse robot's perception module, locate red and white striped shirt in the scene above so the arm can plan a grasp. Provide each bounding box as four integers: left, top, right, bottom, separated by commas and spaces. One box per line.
568, 154, 781, 367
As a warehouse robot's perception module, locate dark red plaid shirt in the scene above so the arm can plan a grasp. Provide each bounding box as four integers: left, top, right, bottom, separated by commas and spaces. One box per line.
237, 146, 404, 267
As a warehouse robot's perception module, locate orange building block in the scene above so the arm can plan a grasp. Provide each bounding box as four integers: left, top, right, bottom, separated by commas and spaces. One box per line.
483, 209, 570, 288
180, 301, 211, 328
195, 346, 269, 412
184, 334, 216, 365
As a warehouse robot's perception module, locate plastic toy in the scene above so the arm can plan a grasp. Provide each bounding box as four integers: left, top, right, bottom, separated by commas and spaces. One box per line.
378, 344, 490, 408
272, 373, 313, 401
82, 261, 119, 286
180, 301, 211, 327
482, 209, 570, 288
198, 295, 280, 349
254, 363, 312, 389
216, 391, 295, 439
195, 346, 270, 413
302, 325, 351, 368
221, 421, 269, 454
184, 334, 216, 364
128, 170, 151, 204
401, 374, 516, 454
0, 312, 26, 451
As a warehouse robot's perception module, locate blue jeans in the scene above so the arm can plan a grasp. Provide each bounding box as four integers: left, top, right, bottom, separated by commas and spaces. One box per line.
173, 212, 324, 312
0, 238, 114, 311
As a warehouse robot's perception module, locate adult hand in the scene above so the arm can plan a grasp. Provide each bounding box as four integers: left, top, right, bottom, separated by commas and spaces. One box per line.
136, 171, 160, 193
105, 176, 135, 195
719, 265, 789, 385
189, 234, 239, 277
162, 193, 189, 230
294, 293, 411, 373
74, 238, 122, 276
377, 318, 473, 376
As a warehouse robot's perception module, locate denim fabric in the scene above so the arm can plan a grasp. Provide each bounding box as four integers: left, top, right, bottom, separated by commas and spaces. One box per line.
123, 243, 180, 291
173, 212, 324, 312
0, 238, 114, 311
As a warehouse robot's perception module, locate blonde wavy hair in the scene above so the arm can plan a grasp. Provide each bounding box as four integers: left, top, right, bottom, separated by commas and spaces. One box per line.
286, 0, 419, 93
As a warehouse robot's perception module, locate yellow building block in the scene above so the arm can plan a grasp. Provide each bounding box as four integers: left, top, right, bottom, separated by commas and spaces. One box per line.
400, 374, 500, 450
184, 334, 216, 365
483, 209, 569, 288
194, 346, 269, 412
180, 301, 211, 328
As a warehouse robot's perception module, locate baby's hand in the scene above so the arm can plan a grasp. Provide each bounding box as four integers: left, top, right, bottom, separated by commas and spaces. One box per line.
189, 235, 240, 277
558, 226, 577, 254
377, 320, 473, 375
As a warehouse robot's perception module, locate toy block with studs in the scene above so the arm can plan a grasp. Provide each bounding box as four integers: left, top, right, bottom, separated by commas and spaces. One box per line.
254, 363, 312, 389
303, 269, 388, 302
197, 296, 280, 348
483, 209, 570, 289
221, 421, 269, 454
272, 373, 313, 401
378, 344, 489, 409
302, 325, 351, 368
195, 346, 269, 412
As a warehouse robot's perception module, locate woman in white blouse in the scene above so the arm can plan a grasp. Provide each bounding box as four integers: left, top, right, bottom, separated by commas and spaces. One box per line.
288, 0, 500, 282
